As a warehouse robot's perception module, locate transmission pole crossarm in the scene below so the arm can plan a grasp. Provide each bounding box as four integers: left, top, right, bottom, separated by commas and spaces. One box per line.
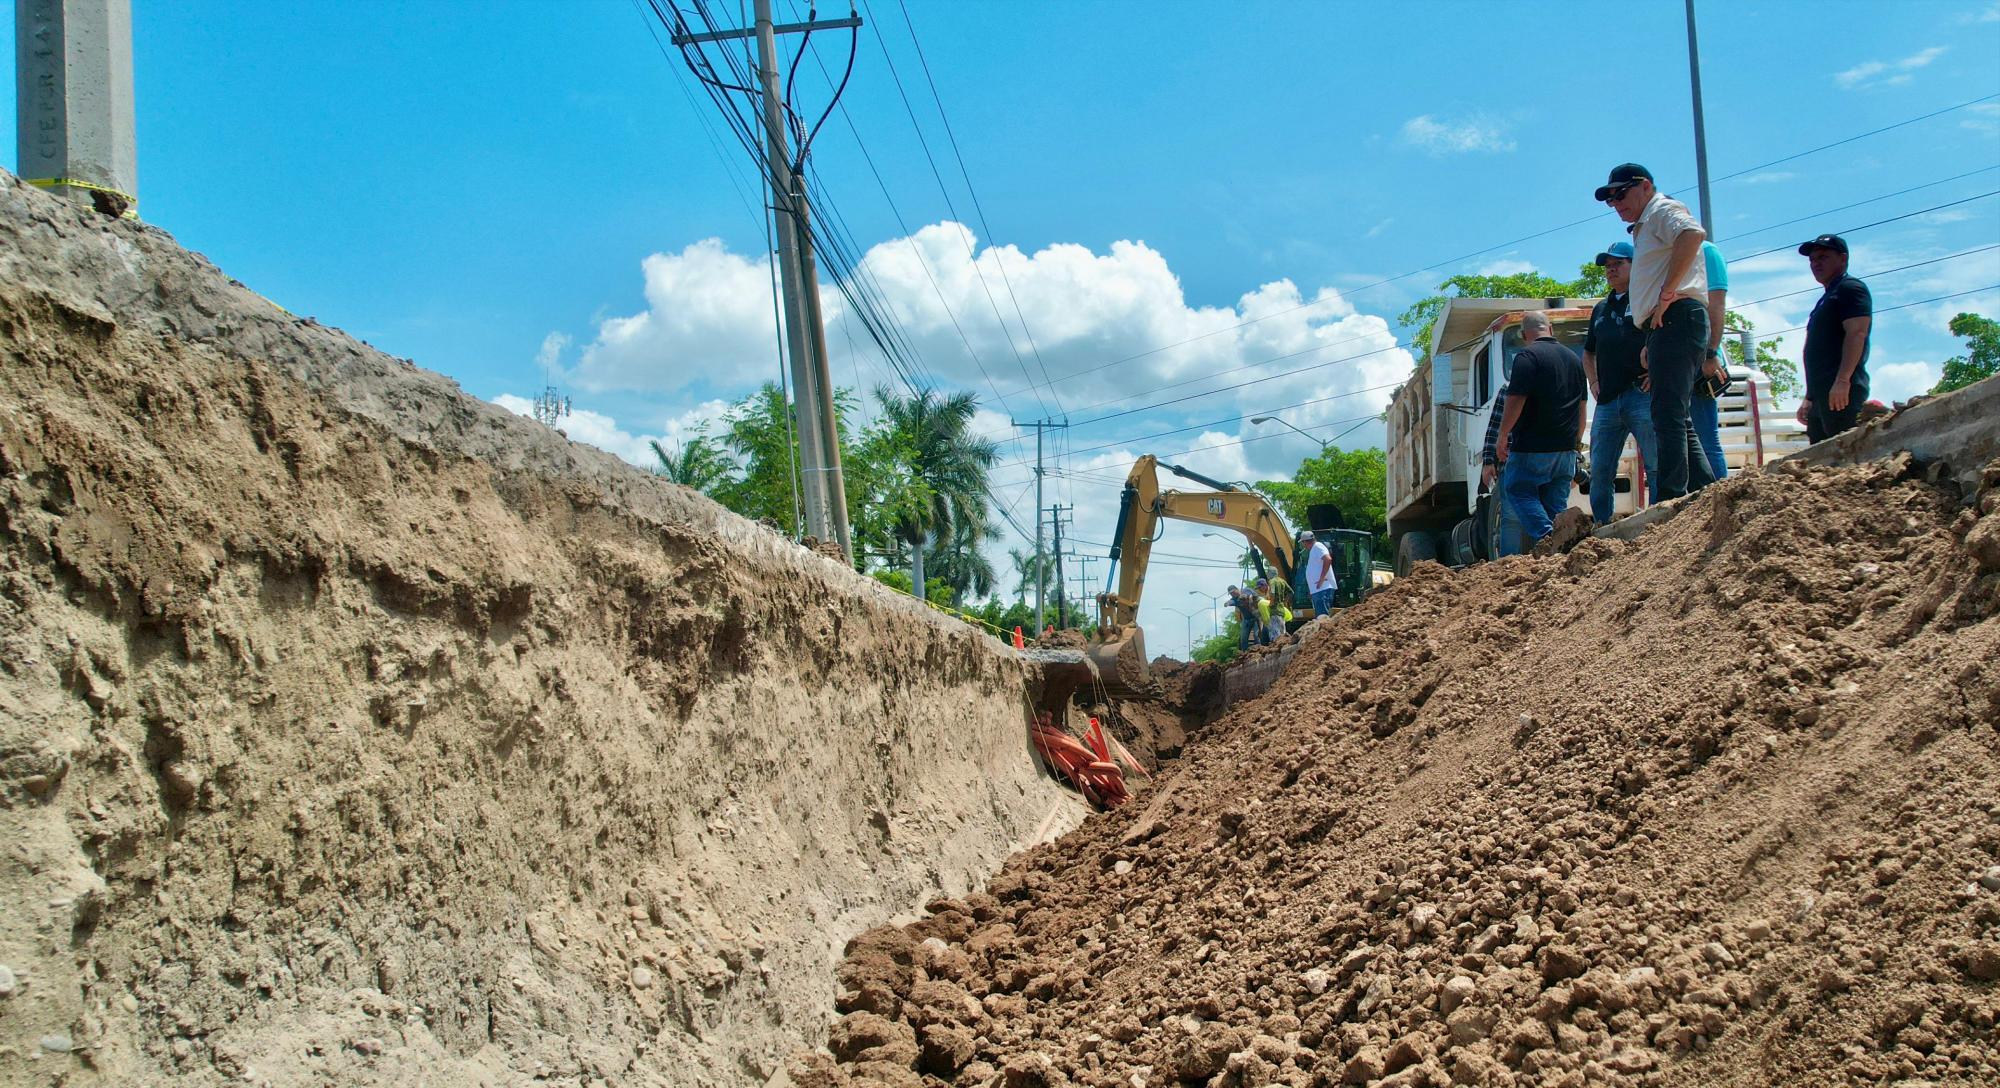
672, 16, 860, 45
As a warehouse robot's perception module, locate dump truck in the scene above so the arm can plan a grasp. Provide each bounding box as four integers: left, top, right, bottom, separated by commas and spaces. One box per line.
1386, 296, 1809, 573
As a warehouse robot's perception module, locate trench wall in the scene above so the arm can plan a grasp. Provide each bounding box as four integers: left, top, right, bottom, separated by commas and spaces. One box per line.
0, 171, 1080, 1087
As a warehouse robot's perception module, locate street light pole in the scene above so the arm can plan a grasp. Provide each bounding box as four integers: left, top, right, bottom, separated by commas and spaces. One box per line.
1188, 590, 1222, 635
1250, 415, 1331, 453
1164, 606, 1200, 660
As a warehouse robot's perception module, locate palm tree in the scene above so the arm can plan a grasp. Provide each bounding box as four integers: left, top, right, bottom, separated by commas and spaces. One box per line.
873, 386, 997, 594
926, 516, 1001, 603
649, 432, 735, 494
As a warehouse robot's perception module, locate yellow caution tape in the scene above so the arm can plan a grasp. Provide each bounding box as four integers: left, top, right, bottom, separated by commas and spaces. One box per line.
24, 176, 140, 220
922, 598, 1008, 638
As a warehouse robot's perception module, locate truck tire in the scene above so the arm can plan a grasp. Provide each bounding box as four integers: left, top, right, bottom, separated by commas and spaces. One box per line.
1394, 530, 1438, 576
1447, 518, 1478, 567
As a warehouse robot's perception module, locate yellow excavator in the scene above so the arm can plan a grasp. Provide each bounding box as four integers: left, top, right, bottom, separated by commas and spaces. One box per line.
1087, 454, 1373, 697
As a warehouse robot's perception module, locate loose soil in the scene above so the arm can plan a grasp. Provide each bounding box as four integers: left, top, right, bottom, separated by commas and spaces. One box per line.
0, 171, 1079, 1087
797, 452, 2000, 1087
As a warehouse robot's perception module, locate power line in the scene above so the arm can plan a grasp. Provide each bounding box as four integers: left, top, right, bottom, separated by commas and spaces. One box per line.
1735, 244, 2000, 310
858, 0, 1055, 419
1722, 164, 2000, 246
981, 92, 2000, 399
888, 0, 1064, 418
1734, 190, 2000, 262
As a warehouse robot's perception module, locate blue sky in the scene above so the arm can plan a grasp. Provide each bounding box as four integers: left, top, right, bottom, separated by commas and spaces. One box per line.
8, 0, 2000, 656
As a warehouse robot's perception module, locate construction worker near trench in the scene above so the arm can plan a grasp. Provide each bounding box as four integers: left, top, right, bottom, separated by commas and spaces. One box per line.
1583, 241, 1657, 525
1302, 530, 1337, 616
1796, 233, 1874, 443
1598, 162, 1711, 500
1495, 311, 1589, 545
1228, 585, 1258, 651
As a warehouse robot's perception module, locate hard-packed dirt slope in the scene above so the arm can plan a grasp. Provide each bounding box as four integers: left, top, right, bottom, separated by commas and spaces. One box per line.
798, 450, 2000, 1087
0, 171, 1079, 1087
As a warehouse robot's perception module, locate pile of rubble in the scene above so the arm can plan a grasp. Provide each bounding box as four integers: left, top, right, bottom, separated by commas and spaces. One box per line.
796, 453, 2000, 1087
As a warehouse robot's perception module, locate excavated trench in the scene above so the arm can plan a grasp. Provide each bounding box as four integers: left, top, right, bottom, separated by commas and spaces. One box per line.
0, 171, 1106, 1087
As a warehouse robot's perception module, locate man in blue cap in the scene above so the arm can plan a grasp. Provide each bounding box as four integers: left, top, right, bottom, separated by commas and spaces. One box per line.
1796, 234, 1872, 442
1582, 240, 1655, 524
1596, 163, 1709, 500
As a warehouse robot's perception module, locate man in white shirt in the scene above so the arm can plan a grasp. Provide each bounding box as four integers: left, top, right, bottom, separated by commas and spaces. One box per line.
1595, 162, 1709, 500
1302, 531, 1337, 616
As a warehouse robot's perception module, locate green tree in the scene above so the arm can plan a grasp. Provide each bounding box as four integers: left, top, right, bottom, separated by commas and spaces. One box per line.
1008, 547, 1056, 602
1932, 312, 1999, 394
1191, 615, 1245, 664
1399, 264, 1607, 365
871, 386, 998, 595
712, 382, 807, 529
870, 569, 952, 607
1255, 446, 1390, 552
648, 429, 735, 494
924, 517, 1001, 604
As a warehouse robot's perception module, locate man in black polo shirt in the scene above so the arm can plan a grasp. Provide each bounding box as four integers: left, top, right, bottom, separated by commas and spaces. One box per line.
1582, 240, 1656, 525
1495, 311, 1588, 545
1796, 233, 1873, 442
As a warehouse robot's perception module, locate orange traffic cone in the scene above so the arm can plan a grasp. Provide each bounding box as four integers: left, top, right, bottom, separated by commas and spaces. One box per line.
1012, 626, 1026, 649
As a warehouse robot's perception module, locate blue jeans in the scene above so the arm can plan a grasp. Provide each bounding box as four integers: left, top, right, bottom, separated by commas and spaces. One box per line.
1311, 587, 1335, 614
1691, 393, 1728, 480
1497, 491, 1526, 557
1503, 450, 1577, 543
1588, 388, 1658, 525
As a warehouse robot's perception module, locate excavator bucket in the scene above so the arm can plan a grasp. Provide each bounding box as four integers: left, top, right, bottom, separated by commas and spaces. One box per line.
1085, 625, 1152, 700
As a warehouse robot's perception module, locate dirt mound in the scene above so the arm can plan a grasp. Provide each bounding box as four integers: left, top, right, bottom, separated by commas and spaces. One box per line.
0, 170, 1079, 1086
796, 453, 2000, 1087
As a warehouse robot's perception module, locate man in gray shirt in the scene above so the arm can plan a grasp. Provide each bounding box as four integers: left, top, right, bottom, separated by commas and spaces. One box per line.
1595, 163, 1710, 500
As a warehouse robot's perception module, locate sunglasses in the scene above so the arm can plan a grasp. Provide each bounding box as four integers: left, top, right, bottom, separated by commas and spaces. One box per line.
1602, 182, 1639, 204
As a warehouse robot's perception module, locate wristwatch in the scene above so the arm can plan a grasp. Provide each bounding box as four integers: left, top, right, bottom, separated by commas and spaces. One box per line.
1703, 348, 1719, 359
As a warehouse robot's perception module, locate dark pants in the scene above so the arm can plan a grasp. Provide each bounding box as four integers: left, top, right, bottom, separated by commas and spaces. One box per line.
1806, 398, 1862, 443
1644, 299, 1713, 500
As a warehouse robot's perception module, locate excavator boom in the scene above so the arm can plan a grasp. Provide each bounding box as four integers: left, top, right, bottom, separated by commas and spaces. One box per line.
1089, 455, 1302, 696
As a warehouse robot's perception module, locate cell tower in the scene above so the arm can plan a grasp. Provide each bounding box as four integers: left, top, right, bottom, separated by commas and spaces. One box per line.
532, 387, 569, 429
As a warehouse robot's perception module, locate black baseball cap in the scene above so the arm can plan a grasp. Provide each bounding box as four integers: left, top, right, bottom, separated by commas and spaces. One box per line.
1593, 163, 1652, 201
1797, 233, 1849, 256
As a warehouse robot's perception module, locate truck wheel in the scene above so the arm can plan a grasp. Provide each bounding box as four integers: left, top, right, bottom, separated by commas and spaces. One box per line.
1447, 518, 1478, 566
1394, 530, 1438, 576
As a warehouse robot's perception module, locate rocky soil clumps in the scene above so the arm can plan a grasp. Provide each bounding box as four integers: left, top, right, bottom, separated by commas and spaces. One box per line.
796, 452, 2000, 1087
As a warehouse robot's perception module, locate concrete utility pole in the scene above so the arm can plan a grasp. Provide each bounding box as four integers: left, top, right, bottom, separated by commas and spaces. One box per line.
1050, 504, 1067, 628
677, 0, 861, 562
1012, 418, 1068, 633
1684, 0, 1715, 237
15, 0, 137, 218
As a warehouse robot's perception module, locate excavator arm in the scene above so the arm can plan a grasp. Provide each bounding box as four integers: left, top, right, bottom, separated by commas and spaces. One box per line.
1089, 455, 1299, 695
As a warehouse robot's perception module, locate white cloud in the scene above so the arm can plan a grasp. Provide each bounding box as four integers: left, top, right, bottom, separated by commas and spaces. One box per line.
1963, 102, 2000, 135
1365, 218, 1394, 239
1871, 361, 1941, 403
1963, 2, 2000, 23
1476, 258, 1535, 276
534, 331, 570, 370
1835, 46, 1947, 90
566, 238, 785, 395
1738, 171, 1797, 186
1398, 113, 1516, 155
